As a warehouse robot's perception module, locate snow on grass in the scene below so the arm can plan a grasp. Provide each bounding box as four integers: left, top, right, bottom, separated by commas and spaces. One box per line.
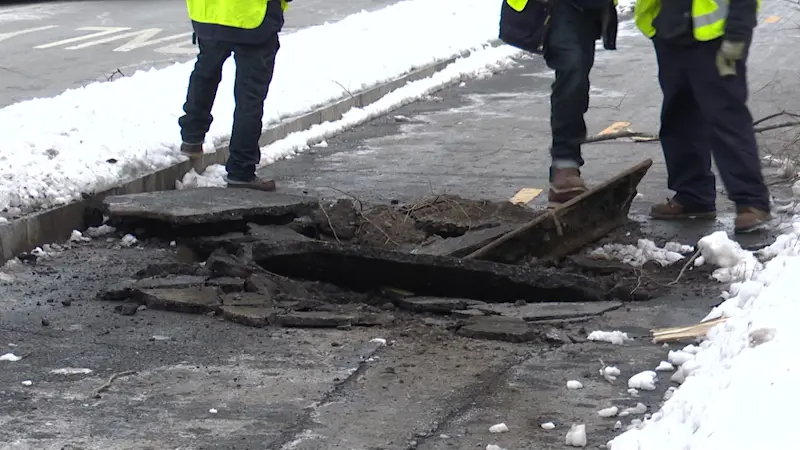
0, 0, 517, 216
608, 221, 800, 450
587, 330, 632, 345
180, 44, 520, 186
589, 239, 694, 267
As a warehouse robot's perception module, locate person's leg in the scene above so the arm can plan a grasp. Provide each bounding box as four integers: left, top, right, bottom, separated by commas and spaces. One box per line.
178, 38, 233, 157
543, 2, 601, 206
226, 34, 280, 191
650, 40, 717, 220
690, 39, 771, 232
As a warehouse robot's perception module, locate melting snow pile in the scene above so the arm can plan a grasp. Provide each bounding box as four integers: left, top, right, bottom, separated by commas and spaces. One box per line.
589, 239, 695, 267
608, 223, 800, 449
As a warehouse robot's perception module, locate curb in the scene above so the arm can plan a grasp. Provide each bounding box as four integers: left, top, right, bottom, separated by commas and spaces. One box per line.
0, 39, 505, 264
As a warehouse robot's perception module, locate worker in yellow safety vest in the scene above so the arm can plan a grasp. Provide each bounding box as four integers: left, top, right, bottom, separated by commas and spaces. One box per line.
178, 0, 292, 191
500, 0, 620, 208
635, 0, 771, 233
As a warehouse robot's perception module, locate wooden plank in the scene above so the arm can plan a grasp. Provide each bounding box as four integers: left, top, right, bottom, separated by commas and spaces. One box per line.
509, 188, 543, 205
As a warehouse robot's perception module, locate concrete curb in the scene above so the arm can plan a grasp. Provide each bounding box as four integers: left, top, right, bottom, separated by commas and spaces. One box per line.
0, 39, 505, 264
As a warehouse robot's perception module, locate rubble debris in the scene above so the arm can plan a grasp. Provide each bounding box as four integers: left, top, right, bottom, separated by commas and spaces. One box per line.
409, 224, 517, 257
135, 275, 207, 290
189, 224, 313, 259
220, 306, 277, 327
103, 187, 317, 226
401, 195, 537, 237
354, 205, 427, 249
312, 198, 359, 241
137, 287, 221, 314
205, 277, 245, 293
394, 296, 470, 313
114, 303, 139, 316
252, 240, 608, 303
276, 311, 356, 328
475, 301, 622, 322
466, 159, 653, 264
456, 316, 540, 343
135, 262, 204, 278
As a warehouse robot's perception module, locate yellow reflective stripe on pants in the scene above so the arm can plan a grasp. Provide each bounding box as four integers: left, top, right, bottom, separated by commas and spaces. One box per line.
694, 0, 728, 27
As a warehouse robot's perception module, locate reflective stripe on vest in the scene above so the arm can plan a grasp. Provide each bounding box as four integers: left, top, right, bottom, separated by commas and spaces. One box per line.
635, 0, 761, 42
187, 0, 268, 29
506, 0, 617, 12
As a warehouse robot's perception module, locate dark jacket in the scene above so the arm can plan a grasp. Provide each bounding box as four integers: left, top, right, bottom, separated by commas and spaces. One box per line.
192, 0, 285, 45
653, 0, 758, 44
499, 0, 618, 55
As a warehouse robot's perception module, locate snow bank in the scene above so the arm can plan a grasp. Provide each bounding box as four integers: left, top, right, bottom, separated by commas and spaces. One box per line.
608, 222, 800, 450
0, 0, 507, 215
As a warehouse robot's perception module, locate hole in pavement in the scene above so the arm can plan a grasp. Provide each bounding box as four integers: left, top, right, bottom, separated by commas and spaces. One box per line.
92, 184, 714, 343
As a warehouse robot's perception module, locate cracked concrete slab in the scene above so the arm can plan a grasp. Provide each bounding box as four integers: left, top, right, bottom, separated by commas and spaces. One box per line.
103, 187, 318, 225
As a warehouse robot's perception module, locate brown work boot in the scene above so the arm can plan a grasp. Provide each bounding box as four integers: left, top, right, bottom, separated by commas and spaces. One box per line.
226, 176, 277, 192
548, 168, 587, 208
180, 142, 203, 159
734, 206, 771, 233
649, 198, 716, 220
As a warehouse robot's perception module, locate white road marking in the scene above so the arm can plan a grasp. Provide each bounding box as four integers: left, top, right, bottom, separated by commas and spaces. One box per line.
66, 28, 190, 51
34, 26, 130, 49
0, 25, 58, 43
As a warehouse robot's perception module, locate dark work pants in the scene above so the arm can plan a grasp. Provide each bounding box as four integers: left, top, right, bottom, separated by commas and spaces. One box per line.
544, 0, 603, 169
654, 38, 770, 212
179, 35, 279, 181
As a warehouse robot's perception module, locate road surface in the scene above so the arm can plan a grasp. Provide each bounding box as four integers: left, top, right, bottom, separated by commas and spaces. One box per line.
0, 0, 399, 107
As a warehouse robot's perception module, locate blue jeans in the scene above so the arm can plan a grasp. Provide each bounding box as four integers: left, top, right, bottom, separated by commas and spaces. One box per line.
179, 35, 279, 182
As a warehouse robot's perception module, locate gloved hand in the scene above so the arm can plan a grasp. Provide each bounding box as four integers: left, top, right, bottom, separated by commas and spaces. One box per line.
715, 40, 745, 77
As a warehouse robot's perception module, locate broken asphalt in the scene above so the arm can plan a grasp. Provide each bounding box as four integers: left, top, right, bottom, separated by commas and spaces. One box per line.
3, 6, 800, 450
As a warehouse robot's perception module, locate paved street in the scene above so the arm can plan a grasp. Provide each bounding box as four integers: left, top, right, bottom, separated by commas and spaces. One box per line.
0, 0, 399, 106
2, 3, 800, 450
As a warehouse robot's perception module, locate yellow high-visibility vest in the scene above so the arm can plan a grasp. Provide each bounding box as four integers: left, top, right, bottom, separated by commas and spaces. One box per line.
635, 0, 761, 41
506, 0, 618, 13
187, 0, 288, 30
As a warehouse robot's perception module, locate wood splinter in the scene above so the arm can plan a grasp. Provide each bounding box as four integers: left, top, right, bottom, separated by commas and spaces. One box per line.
650, 316, 728, 344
